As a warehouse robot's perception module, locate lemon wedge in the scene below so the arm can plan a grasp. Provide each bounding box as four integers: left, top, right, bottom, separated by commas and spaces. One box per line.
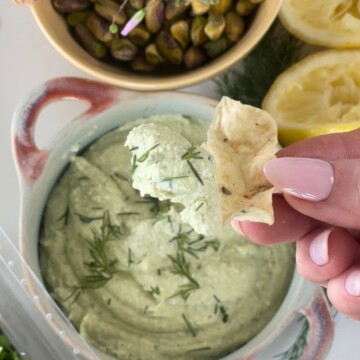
279, 0, 360, 48
262, 49, 360, 146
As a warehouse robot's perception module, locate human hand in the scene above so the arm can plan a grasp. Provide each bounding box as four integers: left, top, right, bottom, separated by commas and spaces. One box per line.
232, 129, 360, 320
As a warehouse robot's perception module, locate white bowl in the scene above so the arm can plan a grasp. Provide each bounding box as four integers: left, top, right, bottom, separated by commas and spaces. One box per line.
12, 77, 334, 359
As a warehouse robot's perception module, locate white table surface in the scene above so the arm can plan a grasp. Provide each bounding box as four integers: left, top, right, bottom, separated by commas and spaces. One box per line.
1, 2, 360, 359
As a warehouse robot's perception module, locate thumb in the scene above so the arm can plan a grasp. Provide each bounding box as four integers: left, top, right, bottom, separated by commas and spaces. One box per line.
264, 157, 360, 230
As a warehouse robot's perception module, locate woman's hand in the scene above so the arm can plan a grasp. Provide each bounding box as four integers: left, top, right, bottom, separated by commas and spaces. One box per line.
232, 129, 360, 320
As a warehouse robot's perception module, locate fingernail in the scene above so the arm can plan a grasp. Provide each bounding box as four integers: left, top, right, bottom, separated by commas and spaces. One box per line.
345, 270, 360, 296
231, 220, 245, 236
309, 229, 331, 266
263, 157, 334, 201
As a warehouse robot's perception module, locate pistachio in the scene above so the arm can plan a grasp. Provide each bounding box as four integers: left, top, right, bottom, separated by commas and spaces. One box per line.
145, 0, 165, 34
235, 0, 256, 16
127, 24, 151, 47
86, 13, 113, 43
209, 0, 232, 15
204, 13, 225, 41
225, 11, 244, 42
131, 55, 157, 72
130, 0, 145, 9
94, 0, 127, 25
66, 10, 92, 26
156, 31, 184, 65
53, 0, 91, 13
165, 0, 190, 21
145, 43, 166, 64
184, 46, 207, 69
170, 20, 190, 49
204, 36, 230, 58
74, 23, 107, 58
190, 0, 209, 15
249, 0, 264, 3
191, 16, 208, 46
110, 38, 138, 61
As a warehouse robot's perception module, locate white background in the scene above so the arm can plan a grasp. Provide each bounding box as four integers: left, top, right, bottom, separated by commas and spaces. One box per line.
1, 1, 360, 359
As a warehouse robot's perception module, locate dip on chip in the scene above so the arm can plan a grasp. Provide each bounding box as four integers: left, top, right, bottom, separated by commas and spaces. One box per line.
126, 97, 278, 235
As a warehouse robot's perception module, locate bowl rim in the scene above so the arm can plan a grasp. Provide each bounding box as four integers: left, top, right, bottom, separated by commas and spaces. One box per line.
31, 0, 283, 91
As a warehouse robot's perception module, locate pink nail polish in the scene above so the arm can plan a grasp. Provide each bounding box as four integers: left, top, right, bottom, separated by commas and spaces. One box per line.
231, 220, 245, 236
264, 157, 334, 201
309, 229, 331, 266
346, 270, 360, 296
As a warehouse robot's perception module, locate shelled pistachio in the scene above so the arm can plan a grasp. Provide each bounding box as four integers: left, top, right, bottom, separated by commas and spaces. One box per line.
165, 0, 190, 20
204, 13, 225, 41
145, 43, 166, 64
236, 0, 256, 15
74, 23, 107, 58
66, 10, 92, 26
131, 55, 157, 72
53, 0, 90, 13
111, 38, 138, 61
190, 0, 210, 15
86, 13, 113, 43
156, 30, 184, 64
95, 0, 127, 25
204, 36, 230, 58
145, 0, 165, 34
130, 0, 145, 9
184, 46, 207, 69
191, 16, 208, 46
128, 25, 151, 46
170, 20, 190, 49
225, 11, 244, 42
209, 0, 232, 14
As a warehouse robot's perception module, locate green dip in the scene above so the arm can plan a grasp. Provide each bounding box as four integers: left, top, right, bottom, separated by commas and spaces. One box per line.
40, 114, 295, 360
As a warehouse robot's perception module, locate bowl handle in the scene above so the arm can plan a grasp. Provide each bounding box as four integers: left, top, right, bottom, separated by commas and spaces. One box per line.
297, 288, 334, 360
12, 77, 119, 186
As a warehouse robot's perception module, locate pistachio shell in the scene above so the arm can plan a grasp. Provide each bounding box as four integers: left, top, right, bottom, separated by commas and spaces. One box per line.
204, 36, 230, 58
190, 0, 209, 15
235, 0, 256, 16
209, 0, 232, 15
95, 0, 126, 25
86, 13, 113, 43
53, 0, 90, 13
156, 31, 183, 65
165, 0, 189, 21
145, 0, 165, 34
74, 24, 107, 58
190, 16, 208, 46
128, 24, 151, 47
184, 46, 207, 69
204, 13, 225, 41
145, 43, 166, 64
170, 20, 190, 49
225, 11, 244, 42
110, 38, 138, 61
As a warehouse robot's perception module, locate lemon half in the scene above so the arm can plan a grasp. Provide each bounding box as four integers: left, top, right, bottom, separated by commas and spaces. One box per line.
262, 49, 360, 146
279, 0, 360, 48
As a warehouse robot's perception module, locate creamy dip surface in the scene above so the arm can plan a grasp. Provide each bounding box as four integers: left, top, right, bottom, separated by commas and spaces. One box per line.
40, 114, 295, 360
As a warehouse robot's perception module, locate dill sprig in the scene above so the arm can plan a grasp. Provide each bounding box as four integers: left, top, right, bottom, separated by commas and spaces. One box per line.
214, 20, 305, 108
274, 316, 309, 360
129, 143, 160, 181
75, 213, 104, 224
66, 211, 121, 300
181, 145, 204, 185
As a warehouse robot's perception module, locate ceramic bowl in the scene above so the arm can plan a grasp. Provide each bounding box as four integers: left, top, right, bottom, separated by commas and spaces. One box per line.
12, 77, 334, 359
31, 0, 281, 91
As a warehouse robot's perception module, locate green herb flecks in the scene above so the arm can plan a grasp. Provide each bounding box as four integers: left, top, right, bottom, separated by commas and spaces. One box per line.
135, 196, 170, 216
214, 295, 229, 323
129, 143, 160, 181
181, 145, 204, 185
182, 314, 197, 337
274, 316, 309, 360
214, 20, 305, 108
0, 329, 21, 360
186, 346, 212, 353
75, 213, 104, 224
195, 202, 204, 212
117, 211, 140, 216
66, 211, 121, 301
149, 286, 160, 295
128, 248, 134, 267
161, 175, 189, 182
138, 143, 160, 162
129, 154, 138, 182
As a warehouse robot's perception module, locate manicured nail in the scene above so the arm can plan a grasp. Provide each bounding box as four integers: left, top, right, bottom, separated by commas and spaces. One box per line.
264, 157, 334, 201
345, 270, 360, 296
309, 229, 331, 266
231, 220, 245, 236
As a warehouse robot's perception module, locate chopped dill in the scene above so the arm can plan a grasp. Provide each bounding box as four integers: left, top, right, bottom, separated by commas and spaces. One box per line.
181, 145, 203, 160
137, 143, 160, 162
187, 160, 203, 185
117, 211, 140, 216
149, 286, 160, 295
161, 175, 189, 182
128, 248, 134, 267
182, 314, 197, 337
75, 213, 104, 224
57, 207, 70, 225
195, 202, 204, 211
